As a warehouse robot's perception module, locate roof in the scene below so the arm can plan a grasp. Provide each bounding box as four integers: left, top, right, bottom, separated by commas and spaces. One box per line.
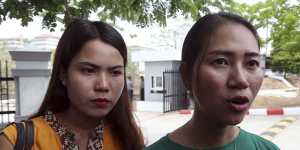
131, 49, 181, 62
15, 34, 59, 52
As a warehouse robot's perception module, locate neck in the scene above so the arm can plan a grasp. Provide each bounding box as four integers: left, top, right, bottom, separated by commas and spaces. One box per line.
171, 108, 239, 149
191, 113, 238, 146
57, 106, 103, 133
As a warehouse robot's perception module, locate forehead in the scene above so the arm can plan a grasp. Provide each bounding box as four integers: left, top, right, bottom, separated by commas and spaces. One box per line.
72, 39, 124, 66
207, 22, 259, 55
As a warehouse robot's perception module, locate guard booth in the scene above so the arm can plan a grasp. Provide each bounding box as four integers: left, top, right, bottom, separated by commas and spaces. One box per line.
132, 49, 190, 112
0, 60, 15, 126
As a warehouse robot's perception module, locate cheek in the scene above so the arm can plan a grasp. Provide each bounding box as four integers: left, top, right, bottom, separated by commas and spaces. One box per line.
65, 74, 93, 100
68, 75, 91, 91
112, 78, 125, 98
249, 73, 264, 93
66, 81, 89, 102
196, 68, 226, 90
192, 68, 226, 101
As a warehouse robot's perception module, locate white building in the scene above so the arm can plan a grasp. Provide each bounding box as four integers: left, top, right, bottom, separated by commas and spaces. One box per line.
131, 48, 189, 112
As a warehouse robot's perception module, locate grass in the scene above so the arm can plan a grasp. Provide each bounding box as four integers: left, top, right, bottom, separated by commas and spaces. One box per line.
252, 96, 300, 108
251, 75, 300, 108
260, 77, 288, 89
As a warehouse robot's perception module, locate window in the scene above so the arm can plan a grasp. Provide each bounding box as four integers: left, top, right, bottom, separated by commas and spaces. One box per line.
151, 76, 163, 91
156, 76, 162, 87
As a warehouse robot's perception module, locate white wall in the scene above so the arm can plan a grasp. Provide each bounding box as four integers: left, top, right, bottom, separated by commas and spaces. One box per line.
145, 61, 171, 101
144, 61, 181, 102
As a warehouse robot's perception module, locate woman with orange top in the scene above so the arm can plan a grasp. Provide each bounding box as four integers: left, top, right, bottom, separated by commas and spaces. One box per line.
0, 19, 144, 150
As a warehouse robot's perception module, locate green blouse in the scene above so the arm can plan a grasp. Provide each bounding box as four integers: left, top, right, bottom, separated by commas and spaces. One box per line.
145, 128, 280, 150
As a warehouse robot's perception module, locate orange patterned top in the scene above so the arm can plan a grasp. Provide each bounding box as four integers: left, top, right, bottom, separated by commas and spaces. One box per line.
2, 116, 121, 150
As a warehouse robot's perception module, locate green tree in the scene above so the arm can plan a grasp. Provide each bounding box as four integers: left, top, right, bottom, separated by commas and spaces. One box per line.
0, 44, 10, 61
0, 0, 236, 31
269, 2, 300, 74
126, 45, 141, 77
265, 1, 300, 74
233, 0, 300, 74
0, 43, 14, 76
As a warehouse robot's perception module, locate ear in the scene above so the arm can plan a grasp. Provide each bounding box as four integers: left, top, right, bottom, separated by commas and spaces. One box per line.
59, 67, 67, 86
179, 63, 191, 90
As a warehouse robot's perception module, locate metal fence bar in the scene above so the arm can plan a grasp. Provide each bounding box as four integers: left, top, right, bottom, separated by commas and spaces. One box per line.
0, 60, 16, 125
5, 61, 9, 120
163, 70, 166, 113
162, 69, 188, 113
0, 61, 3, 124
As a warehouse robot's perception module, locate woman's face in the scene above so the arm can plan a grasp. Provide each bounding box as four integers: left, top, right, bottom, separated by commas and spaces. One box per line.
61, 39, 125, 119
192, 23, 263, 125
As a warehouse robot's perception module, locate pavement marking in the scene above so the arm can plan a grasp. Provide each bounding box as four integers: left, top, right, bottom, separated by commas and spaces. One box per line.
276, 121, 289, 126
268, 127, 283, 133
261, 135, 273, 141
260, 116, 297, 140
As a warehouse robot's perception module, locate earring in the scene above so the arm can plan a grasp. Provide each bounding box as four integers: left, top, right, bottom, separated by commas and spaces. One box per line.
61, 79, 66, 86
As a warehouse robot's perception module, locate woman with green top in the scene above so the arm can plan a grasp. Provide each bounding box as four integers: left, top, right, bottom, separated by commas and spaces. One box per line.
145, 12, 279, 150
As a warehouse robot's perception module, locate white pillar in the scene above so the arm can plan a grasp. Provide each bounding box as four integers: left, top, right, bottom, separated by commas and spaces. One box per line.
9, 50, 51, 120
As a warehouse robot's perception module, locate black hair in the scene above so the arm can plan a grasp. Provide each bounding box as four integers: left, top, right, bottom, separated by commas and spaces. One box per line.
32, 19, 144, 150
181, 12, 260, 86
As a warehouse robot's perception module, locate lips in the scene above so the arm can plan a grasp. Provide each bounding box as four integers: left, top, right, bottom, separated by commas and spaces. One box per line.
91, 98, 111, 108
226, 96, 250, 112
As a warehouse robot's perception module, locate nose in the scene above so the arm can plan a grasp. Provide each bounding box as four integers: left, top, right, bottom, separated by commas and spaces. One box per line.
94, 72, 109, 92
227, 66, 249, 89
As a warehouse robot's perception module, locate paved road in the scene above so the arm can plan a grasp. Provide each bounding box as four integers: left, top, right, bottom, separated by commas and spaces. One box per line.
272, 116, 300, 150
135, 111, 300, 150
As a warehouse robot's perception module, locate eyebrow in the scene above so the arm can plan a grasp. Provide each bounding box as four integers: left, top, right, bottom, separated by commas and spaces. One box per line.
207, 50, 261, 58
78, 62, 124, 70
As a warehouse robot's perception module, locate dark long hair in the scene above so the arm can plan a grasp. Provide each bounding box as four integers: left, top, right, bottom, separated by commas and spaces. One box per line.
181, 12, 260, 90
32, 20, 144, 150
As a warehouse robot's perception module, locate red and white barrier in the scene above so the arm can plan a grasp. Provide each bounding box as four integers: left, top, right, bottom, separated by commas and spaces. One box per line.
179, 107, 300, 115
249, 107, 300, 115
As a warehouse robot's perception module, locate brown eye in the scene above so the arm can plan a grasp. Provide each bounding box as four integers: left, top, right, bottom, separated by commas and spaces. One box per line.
247, 60, 260, 69
213, 58, 228, 66
111, 70, 123, 77
81, 67, 96, 75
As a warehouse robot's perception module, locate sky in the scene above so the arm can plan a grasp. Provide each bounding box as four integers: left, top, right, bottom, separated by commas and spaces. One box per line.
0, 0, 273, 55
0, 17, 63, 39
0, 0, 263, 39
0, 17, 270, 56
0, 15, 189, 50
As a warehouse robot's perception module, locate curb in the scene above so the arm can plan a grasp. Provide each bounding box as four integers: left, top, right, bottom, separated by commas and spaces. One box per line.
178, 109, 192, 114
178, 107, 300, 115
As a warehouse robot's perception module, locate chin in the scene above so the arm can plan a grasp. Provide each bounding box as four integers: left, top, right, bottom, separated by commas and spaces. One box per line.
88, 110, 110, 119
228, 119, 243, 125
228, 114, 246, 125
